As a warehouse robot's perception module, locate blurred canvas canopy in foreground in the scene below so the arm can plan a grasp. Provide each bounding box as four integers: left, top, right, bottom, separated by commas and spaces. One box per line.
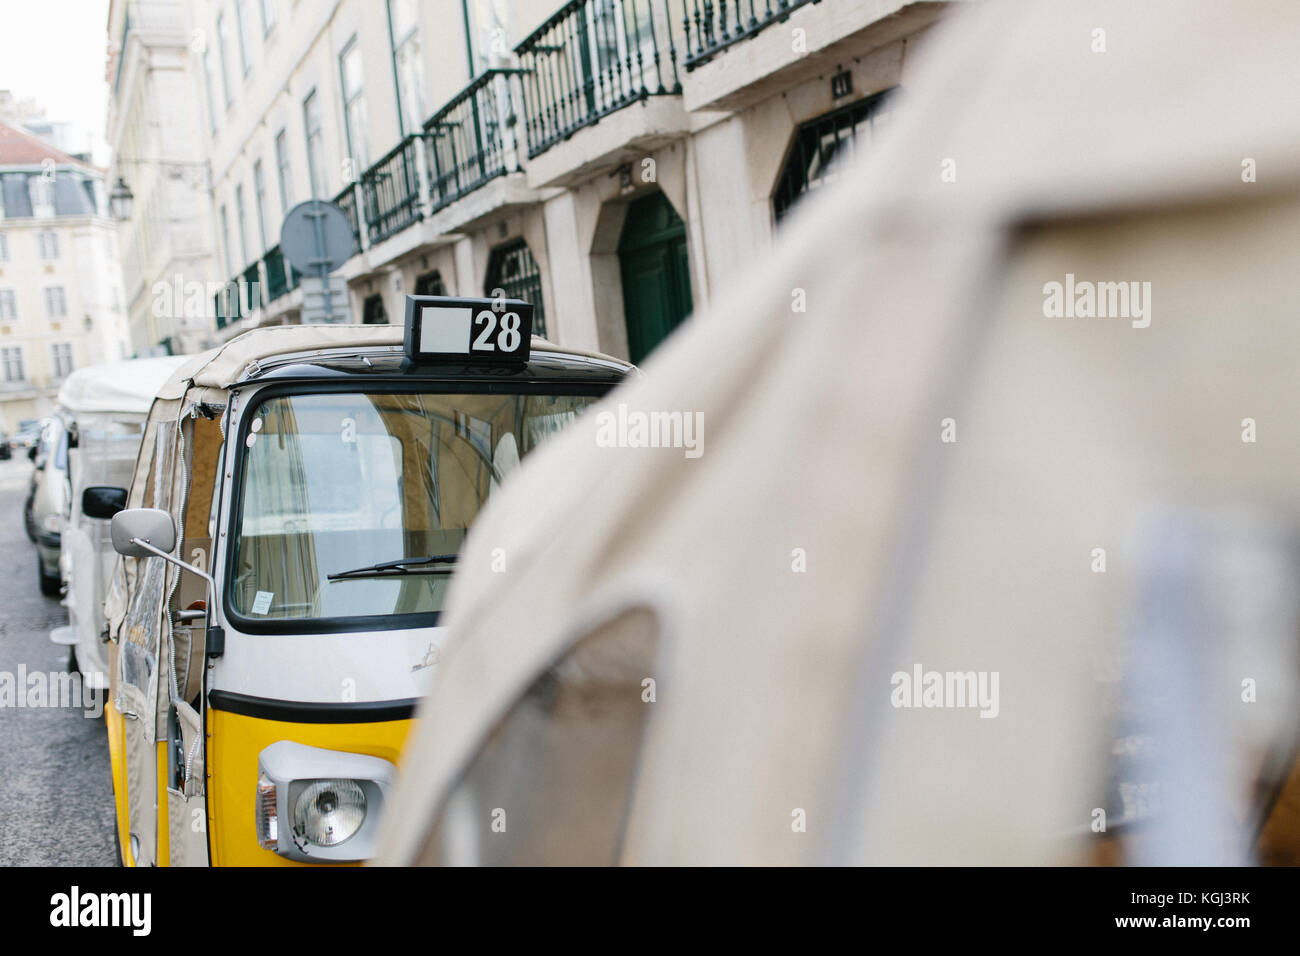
378, 0, 1300, 866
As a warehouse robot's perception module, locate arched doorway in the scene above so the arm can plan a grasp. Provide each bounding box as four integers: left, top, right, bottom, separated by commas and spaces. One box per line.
362, 293, 387, 324
485, 239, 546, 337
772, 87, 896, 225
414, 270, 446, 296
618, 191, 692, 364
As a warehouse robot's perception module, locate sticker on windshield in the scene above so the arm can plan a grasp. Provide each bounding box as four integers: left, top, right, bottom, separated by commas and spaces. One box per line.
251, 591, 274, 615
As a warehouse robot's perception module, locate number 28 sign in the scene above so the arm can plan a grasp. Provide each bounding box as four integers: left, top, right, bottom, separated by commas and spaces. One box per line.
403, 295, 535, 365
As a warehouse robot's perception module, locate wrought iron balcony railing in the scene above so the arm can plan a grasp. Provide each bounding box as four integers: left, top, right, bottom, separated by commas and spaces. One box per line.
516, 0, 683, 158
682, 0, 819, 69
333, 183, 362, 250
262, 245, 300, 302
424, 69, 524, 214
242, 261, 263, 313
213, 260, 264, 331
360, 135, 424, 245
214, 279, 241, 330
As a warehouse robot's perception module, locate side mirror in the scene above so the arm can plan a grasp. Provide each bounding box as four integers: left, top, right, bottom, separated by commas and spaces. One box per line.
83, 486, 128, 520
111, 508, 177, 558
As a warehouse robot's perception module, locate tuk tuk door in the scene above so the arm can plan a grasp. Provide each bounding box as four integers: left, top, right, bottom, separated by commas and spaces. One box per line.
108, 418, 177, 866
108, 410, 214, 867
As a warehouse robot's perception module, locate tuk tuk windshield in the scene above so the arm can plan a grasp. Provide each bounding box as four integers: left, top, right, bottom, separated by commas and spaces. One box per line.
230, 389, 598, 625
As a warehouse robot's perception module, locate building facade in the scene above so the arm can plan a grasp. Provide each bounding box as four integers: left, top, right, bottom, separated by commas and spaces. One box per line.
188, 0, 952, 360
106, 0, 223, 355
0, 123, 131, 428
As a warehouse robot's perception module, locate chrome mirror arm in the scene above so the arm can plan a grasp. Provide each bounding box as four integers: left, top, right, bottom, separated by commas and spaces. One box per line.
131, 536, 226, 660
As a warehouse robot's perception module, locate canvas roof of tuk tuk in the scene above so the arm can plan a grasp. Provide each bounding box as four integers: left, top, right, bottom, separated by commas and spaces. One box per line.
376, 0, 1300, 866
56, 355, 192, 416
154, 324, 627, 401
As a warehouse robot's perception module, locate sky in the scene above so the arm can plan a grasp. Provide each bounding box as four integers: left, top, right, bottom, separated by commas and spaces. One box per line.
0, 0, 113, 161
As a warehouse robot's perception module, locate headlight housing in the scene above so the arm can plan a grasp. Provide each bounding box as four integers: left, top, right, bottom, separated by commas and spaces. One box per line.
41, 513, 61, 533
256, 741, 394, 862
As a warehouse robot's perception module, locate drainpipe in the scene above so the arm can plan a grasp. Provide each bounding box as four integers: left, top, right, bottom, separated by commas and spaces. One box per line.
461, 0, 476, 78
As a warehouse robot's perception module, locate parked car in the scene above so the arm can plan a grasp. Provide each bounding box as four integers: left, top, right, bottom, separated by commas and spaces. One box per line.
9, 419, 43, 455
28, 417, 70, 596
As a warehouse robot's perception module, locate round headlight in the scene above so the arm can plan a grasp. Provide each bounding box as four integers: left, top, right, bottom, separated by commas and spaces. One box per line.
292, 779, 366, 847
41, 514, 61, 533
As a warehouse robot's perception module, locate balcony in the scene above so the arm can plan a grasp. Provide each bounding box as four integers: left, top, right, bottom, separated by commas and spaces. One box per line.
213, 280, 241, 330
242, 262, 263, 312
681, 0, 943, 113
333, 183, 362, 250
360, 135, 424, 245
516, 0, 684, 159
333, 1, 690, 263
263, 245, 300, 303
682, 0, 819, 69
212, 262, 264, 331
424, 69, 524, 214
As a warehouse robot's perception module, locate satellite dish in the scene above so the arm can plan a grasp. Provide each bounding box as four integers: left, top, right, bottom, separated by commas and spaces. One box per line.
280, 199, 358, 276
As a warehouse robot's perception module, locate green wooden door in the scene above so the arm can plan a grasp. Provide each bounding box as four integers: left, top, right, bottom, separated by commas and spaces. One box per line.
619, 192, 693, 364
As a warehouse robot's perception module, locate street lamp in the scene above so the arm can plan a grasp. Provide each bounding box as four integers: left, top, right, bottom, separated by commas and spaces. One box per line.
109, 177, 134, 220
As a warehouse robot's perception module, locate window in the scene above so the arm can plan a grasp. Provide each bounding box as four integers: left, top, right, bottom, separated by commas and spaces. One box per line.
253, 159, 270, 251
388, 0, 426, 134
38, 231, 59, 259
234, 0, 253, 75
230, 389, 604, 625
219, 204, 234, 276
414, 271, 445, 296
303, 91, 328, 199
202, 49, 219, 132
362, 293, 387, 324
0, 290, 16, 320
274, 128, 294, 213
773, 88, 896, 224
339, 38, 370, 171
423, 608, 659, 865
217, 12, 234, 106
0, 234, 8, 262
485, 239, 546, 337
235, 182, 250, 266
50, 342, 73, 378
1, 347, 23, 382
44, 286, 67, 317
260, 0, 276, 35
29, 178, 55, 218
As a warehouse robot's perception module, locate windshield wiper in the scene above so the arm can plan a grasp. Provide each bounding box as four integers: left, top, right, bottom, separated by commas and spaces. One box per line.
327, 553, 458, 581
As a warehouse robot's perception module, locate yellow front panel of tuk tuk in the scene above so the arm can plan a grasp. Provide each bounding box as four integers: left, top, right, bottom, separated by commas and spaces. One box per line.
104, 700, 133, 866
207, 708, 413, 867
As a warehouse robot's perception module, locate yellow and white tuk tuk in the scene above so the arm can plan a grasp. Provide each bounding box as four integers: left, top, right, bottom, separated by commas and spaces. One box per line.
96, 297, 630, 866
50, 356, 191, 688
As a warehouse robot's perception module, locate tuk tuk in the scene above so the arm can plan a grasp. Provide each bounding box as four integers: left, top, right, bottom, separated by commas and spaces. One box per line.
375, 0, 1300, 865
96, 298, 631, 866
49, 357, 191, 685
